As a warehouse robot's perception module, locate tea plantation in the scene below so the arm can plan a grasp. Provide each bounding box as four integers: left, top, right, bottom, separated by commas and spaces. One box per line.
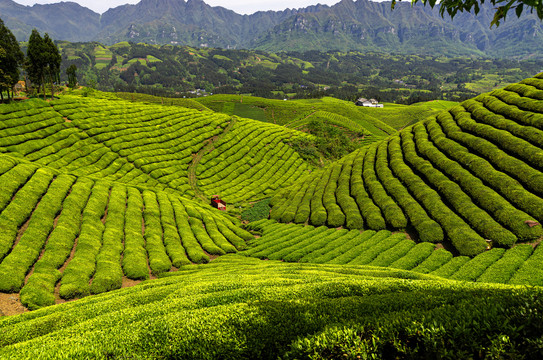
271, 74, 543, 256
2, 76, 543, 359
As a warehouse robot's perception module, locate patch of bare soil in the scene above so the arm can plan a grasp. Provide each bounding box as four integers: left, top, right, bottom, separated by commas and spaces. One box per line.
0, 293, 28, 316
121, 276, 142, 289
64, 117, 71, 123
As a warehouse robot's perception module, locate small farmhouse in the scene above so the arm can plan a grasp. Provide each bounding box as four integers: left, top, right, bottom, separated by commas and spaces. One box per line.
355, 97, 384, 108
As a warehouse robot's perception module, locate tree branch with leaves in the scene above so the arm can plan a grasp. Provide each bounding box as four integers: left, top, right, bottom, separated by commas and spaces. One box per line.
391, 0, 543, 27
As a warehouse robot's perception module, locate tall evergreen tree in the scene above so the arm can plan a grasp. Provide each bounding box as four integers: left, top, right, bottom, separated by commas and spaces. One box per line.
43, 33, 61, 99
66, 64, 77, 88
26, 29, 46, 99
0, 17, 24, 101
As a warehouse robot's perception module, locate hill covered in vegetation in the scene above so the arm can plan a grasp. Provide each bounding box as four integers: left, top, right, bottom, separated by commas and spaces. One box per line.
2, 255, 543, 359
53, 41, 543, 103
270, 74, 543, 256
2, 75, 543, 358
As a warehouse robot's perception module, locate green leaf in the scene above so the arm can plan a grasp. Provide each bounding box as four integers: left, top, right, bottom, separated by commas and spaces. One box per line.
515, 3, 524, 17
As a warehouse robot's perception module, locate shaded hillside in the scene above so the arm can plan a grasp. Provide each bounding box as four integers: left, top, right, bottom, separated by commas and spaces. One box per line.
270, 75, 543, 256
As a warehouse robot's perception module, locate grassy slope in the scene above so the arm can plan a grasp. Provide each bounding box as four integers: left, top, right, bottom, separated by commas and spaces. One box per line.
2, 255, 543, 359
270, 75, 543, 256
2, 78, 543, 358
360, 100, 458, 130
195, 94, 396, 137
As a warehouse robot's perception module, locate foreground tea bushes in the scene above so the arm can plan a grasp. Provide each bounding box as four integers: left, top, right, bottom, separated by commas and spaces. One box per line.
270, 75, 543, 256
2, 256, 543, 359
0, 155, 253, 308
245, 222, 543, 286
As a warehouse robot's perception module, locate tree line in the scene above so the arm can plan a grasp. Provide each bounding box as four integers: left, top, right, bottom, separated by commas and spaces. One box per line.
0, 18, 63, 102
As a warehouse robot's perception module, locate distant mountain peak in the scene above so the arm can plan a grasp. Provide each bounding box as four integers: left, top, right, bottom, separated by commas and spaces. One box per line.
0, 0, 541, 57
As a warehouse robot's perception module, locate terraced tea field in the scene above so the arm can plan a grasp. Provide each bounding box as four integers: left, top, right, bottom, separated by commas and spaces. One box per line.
0, 92, 310, 310
271, 74, 543, 256
2, 75, 543, 359
0, 95, 308, 202
0, 155, 252, 310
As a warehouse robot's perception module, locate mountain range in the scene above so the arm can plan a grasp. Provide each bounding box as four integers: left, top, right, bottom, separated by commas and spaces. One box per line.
0, 0, 542, 57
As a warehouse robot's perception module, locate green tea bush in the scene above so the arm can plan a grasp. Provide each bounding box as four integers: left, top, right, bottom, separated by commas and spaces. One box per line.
477, 244, 534, 284
60, 181, 110, 299
20, 178, 93, 309
122, 187, 150, 280
265, 227, 336, 261
335, 156, 364, 229
362, 144, 407, 229
348, 233, 406, 265
450, 248, 506, 282
323, 163, 345, 227
309, 167, 330, 226
247, 226, 319, 259
389, 134, 484, 255
282, 229, 353, 262
350, 149, 386, 230
369, 239, 415, 267
377, 138, 443, 243
143, 191, 173, 275
170, 197, 209, 264
299, 229, 361, 263
430, 256, 470, 277
0, 175, 73, 292
509, 244, 543, 285
412, 248, 453, 274
389, 242, 436, 270
311, 230, 376, 264
0, 168, 55, 261
412, 123, 520, 244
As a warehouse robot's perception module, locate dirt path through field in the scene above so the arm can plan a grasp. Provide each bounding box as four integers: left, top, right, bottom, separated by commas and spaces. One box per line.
187, 117, 237, 202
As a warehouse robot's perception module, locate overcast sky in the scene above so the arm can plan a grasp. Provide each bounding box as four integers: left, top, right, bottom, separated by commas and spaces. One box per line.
13, 0, 343, 14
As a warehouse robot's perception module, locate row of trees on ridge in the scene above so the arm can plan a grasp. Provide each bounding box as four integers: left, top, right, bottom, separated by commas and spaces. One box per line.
0, 18, 61, 101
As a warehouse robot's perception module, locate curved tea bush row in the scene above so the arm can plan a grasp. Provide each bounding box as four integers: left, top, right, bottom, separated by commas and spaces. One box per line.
0, 156, 253, 309
196, 117, 311, 202
0, 96, 237, 196
270, 76, 543, 256
245, 221, 543, 286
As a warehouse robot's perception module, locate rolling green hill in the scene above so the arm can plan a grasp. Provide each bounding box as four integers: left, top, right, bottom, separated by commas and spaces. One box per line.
270, 74, 543, 256
194, 94, 396, 136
